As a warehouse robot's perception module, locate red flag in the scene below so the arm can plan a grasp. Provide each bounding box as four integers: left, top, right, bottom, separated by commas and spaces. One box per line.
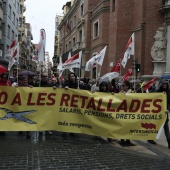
143, 77, 157, 91
66, 19, 71, 33
122, 67, 133, 81
10, 39, 17, 49
110, 59, 121, 72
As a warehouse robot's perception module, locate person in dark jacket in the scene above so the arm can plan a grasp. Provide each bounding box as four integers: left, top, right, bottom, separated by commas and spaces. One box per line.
34, 73, 53, 135
64, 72, 83, 89
99, 81, 113, 142
35, 73, 52, 87
157, 80, 170, 149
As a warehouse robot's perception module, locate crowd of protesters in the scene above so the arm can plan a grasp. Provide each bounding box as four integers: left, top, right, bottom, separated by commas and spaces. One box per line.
0, 71, 169, 149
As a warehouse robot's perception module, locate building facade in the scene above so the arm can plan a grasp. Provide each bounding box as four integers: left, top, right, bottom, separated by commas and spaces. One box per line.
58, 0, 167, 80
0, 0, 19, 67
0, 0, 3, 43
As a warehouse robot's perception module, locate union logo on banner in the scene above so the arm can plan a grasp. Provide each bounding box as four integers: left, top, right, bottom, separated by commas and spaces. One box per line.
141, 123, 156, 129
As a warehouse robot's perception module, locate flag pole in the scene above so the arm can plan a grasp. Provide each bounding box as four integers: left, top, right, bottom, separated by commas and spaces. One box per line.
120, 58, 122, 76
133, 33, 136, 91
78, 68, 80, 89
39, 62, 41, 87
17, 63, 19, 84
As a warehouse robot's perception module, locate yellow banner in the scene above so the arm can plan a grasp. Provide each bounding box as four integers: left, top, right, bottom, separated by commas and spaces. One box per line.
0, 86, 167, 140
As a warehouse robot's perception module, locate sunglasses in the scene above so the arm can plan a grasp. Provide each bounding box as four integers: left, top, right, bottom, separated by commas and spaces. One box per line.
42, 76, 47, 77
2, 77, 7, 79
122, 84, 125, 87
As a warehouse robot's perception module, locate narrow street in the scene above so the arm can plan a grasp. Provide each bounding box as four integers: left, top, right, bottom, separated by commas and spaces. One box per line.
0, 131, 169, 170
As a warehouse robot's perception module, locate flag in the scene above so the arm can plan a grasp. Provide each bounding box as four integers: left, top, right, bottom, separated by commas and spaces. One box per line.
121, 33, 134, 68
38, 29, 46, 62
85, 46, 107, 71
143, 77, 157, 91
57, 55, 62, 72
110, 59, 121, 72
8, 43, 19, 71
62, 51, 82, 72
32, 48, 39, 62
4, 39, 17, 60
66, 19, 71, 33
122, 67, 133, 81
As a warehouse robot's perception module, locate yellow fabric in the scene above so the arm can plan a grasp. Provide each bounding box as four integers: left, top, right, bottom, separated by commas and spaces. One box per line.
0, 86, 166, 140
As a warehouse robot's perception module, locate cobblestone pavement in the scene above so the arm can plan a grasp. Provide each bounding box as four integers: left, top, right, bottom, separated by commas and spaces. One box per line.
0, 131, 170, 170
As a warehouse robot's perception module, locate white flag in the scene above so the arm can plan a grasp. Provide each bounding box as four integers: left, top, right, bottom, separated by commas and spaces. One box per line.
57, 55, 63, 78
85, 57, 96, 71
85, 46, 107, 71
61, 51, 82, 72
121, 33, 134, 68
94, 46, 107, 66
38, 29, 46, 62
8, 43, 19, 71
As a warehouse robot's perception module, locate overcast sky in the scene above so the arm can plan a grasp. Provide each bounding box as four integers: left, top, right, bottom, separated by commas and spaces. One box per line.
25, 0, 68, 61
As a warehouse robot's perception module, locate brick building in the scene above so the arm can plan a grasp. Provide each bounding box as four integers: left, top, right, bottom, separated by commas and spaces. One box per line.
58, 0, 166, 80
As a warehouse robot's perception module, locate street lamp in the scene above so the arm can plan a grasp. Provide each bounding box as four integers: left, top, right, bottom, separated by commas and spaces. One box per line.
52, 55, 57, 65
52, 55, 57, 76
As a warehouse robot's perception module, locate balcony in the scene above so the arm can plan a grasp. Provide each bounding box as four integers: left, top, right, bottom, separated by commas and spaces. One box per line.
19, 13, 24, 18
20, 0, 24, 6
72, 42, 85, 53
23, 6, 26, 12
72, 42, 80, 52
18, 26, 24, 32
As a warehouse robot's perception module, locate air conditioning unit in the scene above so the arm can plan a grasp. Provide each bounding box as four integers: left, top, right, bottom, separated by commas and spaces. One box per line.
0, 50, 2, 57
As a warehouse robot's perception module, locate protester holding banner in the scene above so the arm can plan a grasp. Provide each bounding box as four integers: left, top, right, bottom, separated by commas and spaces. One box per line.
91, 78, 100, 92
64, 72, 83, 89
51, 77, 59, 87
98, 81, 114, 143
34, 73, 53, 135
119, 80, 133, 145
18, 75, 32, 138
109, 79, 120, 93
157, 80, 170, 149
35, 73, 52, 87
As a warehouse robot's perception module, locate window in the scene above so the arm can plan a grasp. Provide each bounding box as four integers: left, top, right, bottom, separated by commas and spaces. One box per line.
2, 23, 5, 36
19, 18, 22, 26
16, 19, 18, 28
73, 15, 76, 27
92, 67, 96, 79
70, 20, 72, 30
73, 37, 76, 46
7, 25, 10, 39
9, 5, 11, 18
19, 5, 22, 14
12, 30, 14, 40
65, 44, 67, 52
0, 1, 3, 9
3, 2, 7, 14
69, 41, 71, 50
13, 12, 15, 24
93, 20, 99, 38
17, 3, 19, 13
79, 29, 82, 42
112, 0, 115, 12
80, 3, 84, 16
